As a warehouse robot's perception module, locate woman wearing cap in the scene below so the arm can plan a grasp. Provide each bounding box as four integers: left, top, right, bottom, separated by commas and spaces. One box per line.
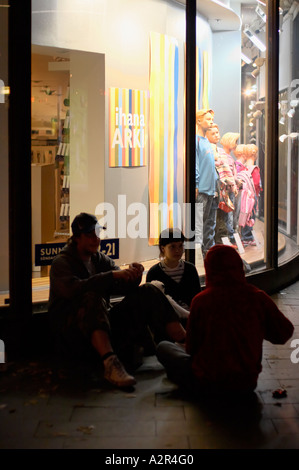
146, 228, 201, 324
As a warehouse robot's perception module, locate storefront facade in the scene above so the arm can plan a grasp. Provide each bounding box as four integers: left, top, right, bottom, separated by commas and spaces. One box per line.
1, 1, 299, 351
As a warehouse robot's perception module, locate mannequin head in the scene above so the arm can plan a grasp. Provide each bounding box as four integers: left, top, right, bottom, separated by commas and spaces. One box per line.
206, 123, 220, 145
196, 109, 214, 136
234, 144, 246, 163
244, 144, 258, 164
220, 132, 240, 154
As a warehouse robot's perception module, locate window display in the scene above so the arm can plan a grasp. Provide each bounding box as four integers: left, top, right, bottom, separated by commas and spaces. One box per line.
26, 0, 299, 306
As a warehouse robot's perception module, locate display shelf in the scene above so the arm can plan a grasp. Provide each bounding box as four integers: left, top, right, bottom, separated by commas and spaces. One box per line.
55, 87, 70, 234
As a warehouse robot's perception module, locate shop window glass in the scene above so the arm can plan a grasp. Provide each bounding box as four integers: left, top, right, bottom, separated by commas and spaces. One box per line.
278, 0, 299, 264
0, 1, 9, 308
237, 2, 267, 273
30, 0, 297, 303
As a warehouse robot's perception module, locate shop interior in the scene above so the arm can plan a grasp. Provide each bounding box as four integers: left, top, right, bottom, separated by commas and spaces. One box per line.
1, 0, 298, 307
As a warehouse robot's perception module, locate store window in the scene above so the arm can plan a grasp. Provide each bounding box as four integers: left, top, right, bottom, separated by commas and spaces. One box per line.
278, 0, 299, 263
30, 0, 298, 304
0, 1, 9, 308
239, 1, 268, 272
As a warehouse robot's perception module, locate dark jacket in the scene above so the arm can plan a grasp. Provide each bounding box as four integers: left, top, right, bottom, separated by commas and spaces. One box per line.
146, 261, 201, 308
186, 244, 294, 392
48, 241, 140, 333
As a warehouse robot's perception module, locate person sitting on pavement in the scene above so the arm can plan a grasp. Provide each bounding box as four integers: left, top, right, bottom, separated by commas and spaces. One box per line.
146, 228, 201, 326
156, 244, 294, 398
48, 212, 186, 389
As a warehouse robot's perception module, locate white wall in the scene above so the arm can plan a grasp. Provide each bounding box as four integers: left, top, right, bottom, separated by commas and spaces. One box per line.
279, 16, 292, 91
69, 51, 105, 219
33, 0, 237, 265
210, 30, 242, 137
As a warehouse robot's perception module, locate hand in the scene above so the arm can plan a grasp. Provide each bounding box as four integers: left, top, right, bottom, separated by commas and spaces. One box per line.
129, 262, 144, 275
112, 263, 144, 283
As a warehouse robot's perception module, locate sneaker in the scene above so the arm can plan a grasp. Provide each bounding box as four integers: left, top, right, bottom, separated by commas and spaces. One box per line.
104, 355, 136, 388
243, 240, 256, 247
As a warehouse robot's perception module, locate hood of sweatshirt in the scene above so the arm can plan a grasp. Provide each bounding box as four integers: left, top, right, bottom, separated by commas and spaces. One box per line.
204, 244, 246, 287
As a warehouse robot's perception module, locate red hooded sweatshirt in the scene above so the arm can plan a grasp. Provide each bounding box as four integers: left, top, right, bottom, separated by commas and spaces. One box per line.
186, 245, 294, 392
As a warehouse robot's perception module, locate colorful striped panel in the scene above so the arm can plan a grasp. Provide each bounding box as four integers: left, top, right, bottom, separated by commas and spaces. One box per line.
196, 46, 202, 110
202, 50, 210, 109
149, 32, 179, 246
109, 87, 148, 167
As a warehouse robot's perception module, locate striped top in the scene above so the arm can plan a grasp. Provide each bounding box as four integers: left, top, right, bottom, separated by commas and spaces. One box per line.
160, 259, 184, 284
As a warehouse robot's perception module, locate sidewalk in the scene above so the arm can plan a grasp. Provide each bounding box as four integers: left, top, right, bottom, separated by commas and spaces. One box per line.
0, 279, 299, 450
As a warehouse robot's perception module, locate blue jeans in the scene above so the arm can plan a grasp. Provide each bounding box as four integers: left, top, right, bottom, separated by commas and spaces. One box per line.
195, 193, 217, 256
156, 341, 195, 391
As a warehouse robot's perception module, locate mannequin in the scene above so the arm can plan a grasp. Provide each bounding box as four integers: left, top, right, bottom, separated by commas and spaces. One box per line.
239, 144, 262, 246
233, 144, 247, 232
210, 131, 239, 245
195, 109, 218, 258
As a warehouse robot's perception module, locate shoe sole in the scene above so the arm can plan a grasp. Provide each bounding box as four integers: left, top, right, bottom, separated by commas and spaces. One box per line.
104, 376, 136, 388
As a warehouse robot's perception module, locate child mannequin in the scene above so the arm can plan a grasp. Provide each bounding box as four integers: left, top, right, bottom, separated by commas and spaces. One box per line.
210, 130, 239, 245
238, 144, 262, 245
146, 228, 201, 322
233, 144, 247, 232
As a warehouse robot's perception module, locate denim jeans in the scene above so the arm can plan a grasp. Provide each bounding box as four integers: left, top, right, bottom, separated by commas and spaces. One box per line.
215, 192, 235, 243
156, 340, 195, 391
195, 193, 217, 256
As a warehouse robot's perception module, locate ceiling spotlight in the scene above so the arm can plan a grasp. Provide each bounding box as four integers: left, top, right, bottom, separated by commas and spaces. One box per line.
289, 132, 299, 139
255, 5, 266, 22
253, 110, 262, 118
251, 68, 260, 78
290, 100, 299, 108
244, 27, 266, 52
279, 134, 288, 142
241, 52, 252, 64
254, 57, 266, 68
279, 116, 285, 125
254, 101, 265, 111
288, 108, 295, 118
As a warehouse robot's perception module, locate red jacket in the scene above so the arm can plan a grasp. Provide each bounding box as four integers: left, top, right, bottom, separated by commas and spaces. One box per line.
186, 245, 294, 392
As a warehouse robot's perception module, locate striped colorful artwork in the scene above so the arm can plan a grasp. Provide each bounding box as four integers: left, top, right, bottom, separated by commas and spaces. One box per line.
149, 32, 179, 246
109, 87, 148, 167
196, 46, 202, 110
202, 50, 210, 109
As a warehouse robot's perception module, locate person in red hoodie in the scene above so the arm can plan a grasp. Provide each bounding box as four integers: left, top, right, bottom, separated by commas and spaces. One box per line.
156, 244, 294, 396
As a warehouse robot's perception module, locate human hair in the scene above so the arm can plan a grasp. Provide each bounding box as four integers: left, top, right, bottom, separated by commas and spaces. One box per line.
205, 123, 219, 134
244, 144, 258, 159
196, 109, 214, 123
234, 144, 245, 158
158, 228, 185, 258
220, 132, 240, 149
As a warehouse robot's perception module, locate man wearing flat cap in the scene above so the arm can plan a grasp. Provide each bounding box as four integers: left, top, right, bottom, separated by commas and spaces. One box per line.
48, 212, 185, 389
195, 109, 218, 257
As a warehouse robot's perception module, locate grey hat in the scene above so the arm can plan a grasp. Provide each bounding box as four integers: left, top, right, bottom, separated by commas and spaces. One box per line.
71, 212, 106, 237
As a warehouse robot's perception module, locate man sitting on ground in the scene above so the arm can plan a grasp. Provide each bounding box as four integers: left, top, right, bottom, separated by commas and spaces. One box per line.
48, 212, 186, 389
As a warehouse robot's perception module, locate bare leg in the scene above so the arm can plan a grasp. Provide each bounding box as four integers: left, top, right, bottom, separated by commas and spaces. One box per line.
91, 329, 114, 357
